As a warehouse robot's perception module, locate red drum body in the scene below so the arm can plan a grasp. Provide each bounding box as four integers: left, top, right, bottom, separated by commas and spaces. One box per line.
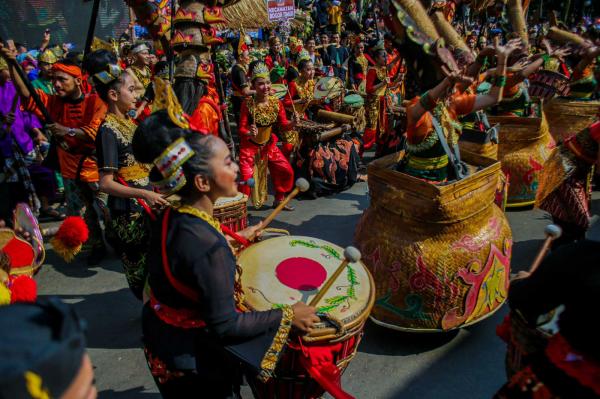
238, 235, 375, 398
214, 193, 248, 232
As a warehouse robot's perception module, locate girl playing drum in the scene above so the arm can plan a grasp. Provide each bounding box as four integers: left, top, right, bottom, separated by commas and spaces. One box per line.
132, 111, 318, 398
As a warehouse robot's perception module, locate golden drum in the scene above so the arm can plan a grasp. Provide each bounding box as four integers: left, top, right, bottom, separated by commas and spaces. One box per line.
543, 98, 600, 141
354, 152, 512, 331
489, 114, 555, 208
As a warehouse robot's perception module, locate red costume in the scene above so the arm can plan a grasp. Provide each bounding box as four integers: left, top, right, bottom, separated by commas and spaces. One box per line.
238, 96, 294, 205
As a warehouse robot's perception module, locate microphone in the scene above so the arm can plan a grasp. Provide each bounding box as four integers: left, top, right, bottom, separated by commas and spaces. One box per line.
238, 178, 255, 188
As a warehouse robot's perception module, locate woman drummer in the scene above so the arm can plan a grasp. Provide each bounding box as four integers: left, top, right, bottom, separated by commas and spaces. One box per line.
131, 111, 318, 398
88, 53, 168, 300
400, 41, 519, 183
238, 62, 297, 211
364, 44, 401, 156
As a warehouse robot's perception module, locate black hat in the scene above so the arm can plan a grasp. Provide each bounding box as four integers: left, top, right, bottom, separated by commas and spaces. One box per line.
0, 298, 87, 399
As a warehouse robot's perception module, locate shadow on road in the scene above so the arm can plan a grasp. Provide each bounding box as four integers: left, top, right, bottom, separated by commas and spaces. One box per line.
39, 287, 142, 350
358, 320, 459, 356
99, 387, 160, 398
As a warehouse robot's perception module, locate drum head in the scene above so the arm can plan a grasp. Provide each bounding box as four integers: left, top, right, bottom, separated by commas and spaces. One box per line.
343, 94, 364, 108
239, 236, 372, 326
314, 77, 344, 101
271, 84, 288, 100
215, 193, 247, 208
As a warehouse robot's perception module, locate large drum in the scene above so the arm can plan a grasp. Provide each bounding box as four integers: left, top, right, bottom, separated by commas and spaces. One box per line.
341, 93, 366, 133
543, 98, 600, 141
489, 114, 555, 208
214, 193, 248, 232
314, 77, 345, 112
354, 151, 512, 331
238, 235, 375, 398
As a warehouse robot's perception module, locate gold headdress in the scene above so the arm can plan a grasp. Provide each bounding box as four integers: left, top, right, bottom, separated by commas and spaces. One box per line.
250, 62, 269, 81
39, 49, 58, 65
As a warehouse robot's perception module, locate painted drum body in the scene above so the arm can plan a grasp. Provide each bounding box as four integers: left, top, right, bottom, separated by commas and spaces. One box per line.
354, 151, 512, 332
489, 114, 555, 208
214, 193, 248, 232
238, 235, 375, 398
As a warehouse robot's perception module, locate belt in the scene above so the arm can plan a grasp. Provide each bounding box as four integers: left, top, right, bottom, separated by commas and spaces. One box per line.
118, 163, 150, 182
149, 291, 206, 329
407, 154, 449, 171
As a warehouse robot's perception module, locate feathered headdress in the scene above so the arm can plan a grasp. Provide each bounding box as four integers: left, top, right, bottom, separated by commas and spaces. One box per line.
250, 62, 270, 81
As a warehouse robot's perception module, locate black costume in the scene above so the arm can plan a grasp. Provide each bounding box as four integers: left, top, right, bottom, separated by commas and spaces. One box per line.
142, 208, 293, 398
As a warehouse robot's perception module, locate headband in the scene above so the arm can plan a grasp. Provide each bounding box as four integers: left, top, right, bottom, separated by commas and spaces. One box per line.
52, 63, 83, 80
251, 62, 270, 81
131, 43, 150, 55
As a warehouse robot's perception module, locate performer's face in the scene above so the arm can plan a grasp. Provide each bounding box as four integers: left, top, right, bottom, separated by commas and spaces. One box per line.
52, 71, 80, 98
306, 40, 316, 52
301, 61, 315, 80
135, 50, 151, 66
253, 77, 271, 98
208, 138, 239, 198
356, 43, 364, 54
271, 39, 282, 53
108, 73, 137, 114
39, 62, 53, 75
240, 50, 250, 64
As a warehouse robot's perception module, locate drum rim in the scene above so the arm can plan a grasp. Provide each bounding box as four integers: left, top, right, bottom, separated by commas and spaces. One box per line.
239, 235, 376, 342
214, 194, 248, 209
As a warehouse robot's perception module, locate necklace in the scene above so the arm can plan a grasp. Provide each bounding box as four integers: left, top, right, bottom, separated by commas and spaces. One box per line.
376, 66, 387, 82
177, 205, 224, 237
295, 79, 315, 102
247, 96, 280, 126
104, 113, 137, 141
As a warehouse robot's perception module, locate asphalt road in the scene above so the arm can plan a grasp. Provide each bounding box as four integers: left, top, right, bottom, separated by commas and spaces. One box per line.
36, 177, 600, 399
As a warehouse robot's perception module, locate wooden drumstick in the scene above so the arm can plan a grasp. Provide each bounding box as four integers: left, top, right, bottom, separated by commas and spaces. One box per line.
529, 224, 562, 274
309, 246, 361, 307
250, 178, 310, 239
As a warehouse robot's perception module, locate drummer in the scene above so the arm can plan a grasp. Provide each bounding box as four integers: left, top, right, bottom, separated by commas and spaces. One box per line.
238, 62, 297, 211
131, 111, 318, 398
495, 240, 600, 398
281, 53, 317, 160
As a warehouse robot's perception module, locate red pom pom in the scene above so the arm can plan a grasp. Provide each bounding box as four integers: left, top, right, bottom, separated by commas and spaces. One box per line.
55, 216, 89, 248
9, 275, 37, 303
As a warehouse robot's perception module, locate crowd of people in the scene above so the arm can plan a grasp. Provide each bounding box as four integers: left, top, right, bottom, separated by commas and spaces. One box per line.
0, 0, 599, 398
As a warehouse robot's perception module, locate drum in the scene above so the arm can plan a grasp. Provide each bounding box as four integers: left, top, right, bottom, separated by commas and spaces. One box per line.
543, 98, 600, 141
238, 235, 375, 398
354, 151, 512, 331
314, 77, 345, 112
214, 193, 248, 232
342, 93, 366, 133
271, 83, 288, 100
502, 308, 562, 378
528, 70, 571, 100
489, 114, 555, 208
13, 203, 45, 273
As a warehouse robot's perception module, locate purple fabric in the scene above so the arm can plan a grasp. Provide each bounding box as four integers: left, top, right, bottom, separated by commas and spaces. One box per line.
0, 81, 41, 157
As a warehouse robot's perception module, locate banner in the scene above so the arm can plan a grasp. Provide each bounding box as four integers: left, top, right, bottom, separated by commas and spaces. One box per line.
267, 0, 295, 22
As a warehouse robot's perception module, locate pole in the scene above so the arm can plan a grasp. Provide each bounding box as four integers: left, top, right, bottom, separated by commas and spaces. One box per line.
211, 48, 236, 158
84, 0, 101, 56
169, 0, 176, 83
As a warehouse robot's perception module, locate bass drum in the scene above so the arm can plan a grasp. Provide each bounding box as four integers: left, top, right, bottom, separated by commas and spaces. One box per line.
238, 235, 375, 399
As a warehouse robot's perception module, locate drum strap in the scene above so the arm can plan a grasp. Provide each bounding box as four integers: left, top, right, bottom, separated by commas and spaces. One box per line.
161, 208, 201, 303
431, 115, 469, 180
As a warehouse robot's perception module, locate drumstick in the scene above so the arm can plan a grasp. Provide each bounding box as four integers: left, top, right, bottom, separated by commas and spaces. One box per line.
250, 178, 309, 240
529, 224, 562, 274
309, 246, 361, 307
286, 88, 299, 116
